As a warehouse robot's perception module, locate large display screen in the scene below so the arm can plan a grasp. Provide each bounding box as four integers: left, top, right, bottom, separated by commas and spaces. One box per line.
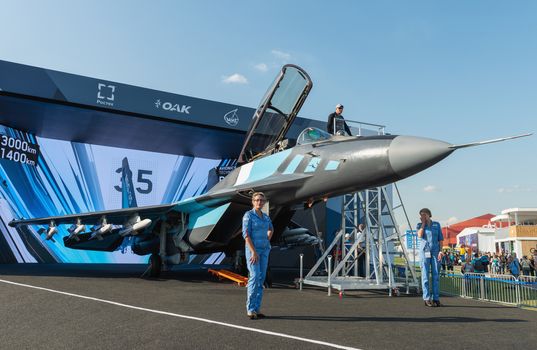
0, 123, 229, 264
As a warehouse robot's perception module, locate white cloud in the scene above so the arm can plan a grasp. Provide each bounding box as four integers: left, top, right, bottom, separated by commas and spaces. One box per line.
254, 63, 268, 72
497, 185, 534, 193
423, 185, 439, 192
438, 216, 459, 227
446, 217, 459, 225
271, 49, 291, 61
221, 73, 248, 84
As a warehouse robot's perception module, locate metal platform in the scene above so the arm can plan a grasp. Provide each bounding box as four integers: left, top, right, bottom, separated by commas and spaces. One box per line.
301, 181, 419, 296
303, 275, 405, 291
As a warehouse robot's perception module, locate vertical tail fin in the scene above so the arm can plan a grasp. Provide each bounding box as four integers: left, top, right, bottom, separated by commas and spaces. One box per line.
120, 157, 138, 208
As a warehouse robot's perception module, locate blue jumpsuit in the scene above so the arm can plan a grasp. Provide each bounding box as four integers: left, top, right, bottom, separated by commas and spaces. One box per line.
242, 209, 273, 314
417, 221, 443, 301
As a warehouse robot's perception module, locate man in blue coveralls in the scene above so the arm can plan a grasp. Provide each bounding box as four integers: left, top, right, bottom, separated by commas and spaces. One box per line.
417, 208, 444, 307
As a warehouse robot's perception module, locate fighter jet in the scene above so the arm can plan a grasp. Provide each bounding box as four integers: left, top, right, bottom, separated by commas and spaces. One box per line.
9, 64, 531, 276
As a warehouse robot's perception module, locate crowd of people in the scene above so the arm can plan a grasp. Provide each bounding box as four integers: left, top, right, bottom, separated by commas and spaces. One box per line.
439, 249, 537, 278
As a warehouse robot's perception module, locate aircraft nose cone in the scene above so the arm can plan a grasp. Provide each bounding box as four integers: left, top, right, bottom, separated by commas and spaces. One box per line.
388, 136, 454, 179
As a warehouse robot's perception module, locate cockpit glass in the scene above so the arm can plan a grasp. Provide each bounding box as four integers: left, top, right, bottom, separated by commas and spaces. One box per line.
268, 70, 309, 115
297, 127, 332, 145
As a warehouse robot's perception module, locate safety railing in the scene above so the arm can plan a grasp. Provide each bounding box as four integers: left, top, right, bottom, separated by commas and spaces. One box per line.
518, 275, 537, 308
332, 118, 386, 137
440, 273, 537, 308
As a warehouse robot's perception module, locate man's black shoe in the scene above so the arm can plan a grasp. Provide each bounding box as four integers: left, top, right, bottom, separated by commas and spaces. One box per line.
433, 300, 443, 307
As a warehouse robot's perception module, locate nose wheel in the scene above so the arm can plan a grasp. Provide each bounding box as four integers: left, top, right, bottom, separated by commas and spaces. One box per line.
145, 253, 162, 278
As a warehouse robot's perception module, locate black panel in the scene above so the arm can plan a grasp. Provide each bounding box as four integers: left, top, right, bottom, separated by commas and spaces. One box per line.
0, 93, 245, 159
64, 231, 125, 252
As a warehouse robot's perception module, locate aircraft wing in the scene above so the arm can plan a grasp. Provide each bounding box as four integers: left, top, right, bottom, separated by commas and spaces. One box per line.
7, 170, 312, 252
8, 203, 177, 227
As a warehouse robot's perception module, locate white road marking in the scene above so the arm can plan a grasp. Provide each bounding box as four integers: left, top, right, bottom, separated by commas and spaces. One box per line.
0, 278, 362, 350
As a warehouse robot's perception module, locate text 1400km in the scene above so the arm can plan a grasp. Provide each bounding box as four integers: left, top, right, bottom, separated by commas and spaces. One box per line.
0, 135, 39, 166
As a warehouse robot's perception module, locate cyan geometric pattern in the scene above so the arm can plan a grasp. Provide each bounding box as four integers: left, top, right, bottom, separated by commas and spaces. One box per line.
0, 124, 224, 263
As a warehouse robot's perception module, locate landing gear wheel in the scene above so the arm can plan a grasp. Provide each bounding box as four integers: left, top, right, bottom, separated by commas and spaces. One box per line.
148, 254, 162, 278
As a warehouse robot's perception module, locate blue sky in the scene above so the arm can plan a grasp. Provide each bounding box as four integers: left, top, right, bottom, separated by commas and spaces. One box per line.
1, 0, 536, 229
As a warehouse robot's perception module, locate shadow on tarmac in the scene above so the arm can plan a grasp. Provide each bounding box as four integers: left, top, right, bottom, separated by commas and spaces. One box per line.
265, 315, 527, 323
0, 264, 304, 285
0, 263, 220, 283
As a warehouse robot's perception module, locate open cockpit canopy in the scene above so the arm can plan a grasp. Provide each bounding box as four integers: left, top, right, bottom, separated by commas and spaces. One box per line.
238, 64, 312, 164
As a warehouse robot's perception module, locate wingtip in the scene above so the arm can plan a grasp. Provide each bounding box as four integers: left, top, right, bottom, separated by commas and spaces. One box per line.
8, 218, 24, 228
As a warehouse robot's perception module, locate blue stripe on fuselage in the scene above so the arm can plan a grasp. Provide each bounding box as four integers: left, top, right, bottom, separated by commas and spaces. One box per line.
325, 160, 340, 171
305, 157, 321, 173
241, 149, 292, 184
283, 155, 304, 174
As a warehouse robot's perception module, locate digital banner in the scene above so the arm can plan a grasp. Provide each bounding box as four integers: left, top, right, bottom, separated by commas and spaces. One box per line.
458, 233, 478, 250
0, 123, 233, 264
0, 60, 254, 132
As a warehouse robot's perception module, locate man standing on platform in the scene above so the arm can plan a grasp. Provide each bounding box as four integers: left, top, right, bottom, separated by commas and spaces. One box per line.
417, 208, 444, 307
327, 104, 353, 136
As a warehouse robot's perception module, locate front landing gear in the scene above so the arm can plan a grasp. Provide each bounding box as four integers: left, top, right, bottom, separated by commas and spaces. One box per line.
146, 253, 162, 278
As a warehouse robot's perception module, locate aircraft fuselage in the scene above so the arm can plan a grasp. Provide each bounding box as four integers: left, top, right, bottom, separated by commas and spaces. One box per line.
212, 134, 454, 207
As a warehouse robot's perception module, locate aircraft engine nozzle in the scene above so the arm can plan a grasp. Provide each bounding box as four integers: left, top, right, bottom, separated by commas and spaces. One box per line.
388, 136, 454, 180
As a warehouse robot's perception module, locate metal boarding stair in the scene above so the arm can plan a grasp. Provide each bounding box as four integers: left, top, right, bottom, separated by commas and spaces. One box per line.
301, 184, 419, 295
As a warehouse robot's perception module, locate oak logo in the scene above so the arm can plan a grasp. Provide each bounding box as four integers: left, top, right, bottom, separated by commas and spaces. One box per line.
155, 99, 191, 114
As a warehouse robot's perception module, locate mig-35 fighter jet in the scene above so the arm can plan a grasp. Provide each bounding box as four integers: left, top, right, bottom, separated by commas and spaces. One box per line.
9, 64, 531, 276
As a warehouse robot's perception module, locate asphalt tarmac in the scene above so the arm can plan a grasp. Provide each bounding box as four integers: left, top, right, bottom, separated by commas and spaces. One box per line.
0, 264, 535, 350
